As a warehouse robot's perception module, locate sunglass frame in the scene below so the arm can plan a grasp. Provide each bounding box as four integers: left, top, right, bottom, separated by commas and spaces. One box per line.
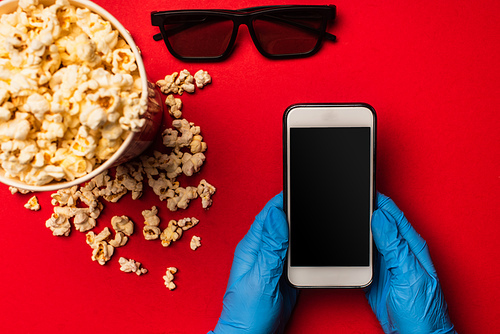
151, 5, 337, 61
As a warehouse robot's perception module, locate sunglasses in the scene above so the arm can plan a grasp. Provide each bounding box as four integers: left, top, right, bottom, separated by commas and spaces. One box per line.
151, 5, 337, 61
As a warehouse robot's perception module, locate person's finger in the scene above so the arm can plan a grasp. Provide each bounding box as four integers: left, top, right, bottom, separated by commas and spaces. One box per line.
236, 203, 288, 333
371, 208, 427, 281
376, 193, 436, 276
227, 193, 284, 288
256, 201, 289, 285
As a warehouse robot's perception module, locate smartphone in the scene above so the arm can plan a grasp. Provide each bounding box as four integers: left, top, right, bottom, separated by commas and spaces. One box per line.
283, 103, 376, 288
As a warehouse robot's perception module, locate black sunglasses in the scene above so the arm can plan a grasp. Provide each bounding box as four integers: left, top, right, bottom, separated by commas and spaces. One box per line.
151, 5, 337, 61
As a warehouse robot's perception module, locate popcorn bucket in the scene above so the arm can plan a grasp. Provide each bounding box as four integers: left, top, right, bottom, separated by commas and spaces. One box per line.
0, 0, 164, 192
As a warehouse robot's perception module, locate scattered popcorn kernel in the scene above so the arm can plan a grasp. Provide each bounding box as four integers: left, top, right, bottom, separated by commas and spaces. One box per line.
190, 236, 201, 251
78, 188, 101, 210
190, 134, 207, 154
100, 180, 127, 203
141, 205, 162, 240
197, 179, 216, 209
175, 69, 195, 94
73, 209, 97, 232
118, 257, 147, 275
194, 70, 211, 88
181, 152, 205, 177
166, 186, 198, 211
156, 72, 179, 95
147, 172, 179, 201
91, 241, 114, 265
53, 206, 78, 218
86, 227, 112, 248
177, 217, 199, 231
109, 232, 129, 248
46, 213, 71, 236
115, 164, 143, 200
9, 186, 31, 195
86, 227, 114, 265
143, 225, 161, 241
111, 215, 134, 236
24, 195, 40, 211
163, 267, 177, 290
142, 206, 160, 226
160, 220, 183, 247
51, 185, 79, 207
165, 94, 182, 119
156, 69, 205, 97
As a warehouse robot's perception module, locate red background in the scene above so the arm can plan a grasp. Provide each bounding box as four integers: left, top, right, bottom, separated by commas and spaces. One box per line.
0, 0, 499, 333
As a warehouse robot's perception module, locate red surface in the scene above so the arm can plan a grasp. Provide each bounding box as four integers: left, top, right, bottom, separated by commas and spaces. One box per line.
0, 0, 499, 333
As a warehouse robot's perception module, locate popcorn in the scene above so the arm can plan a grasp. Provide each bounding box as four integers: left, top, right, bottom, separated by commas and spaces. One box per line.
156, 69, 211, 96
197, 179, 216, 209
70, 126, 97, 159
190, 134, 207, 154
73, 209, 97, 232
118, 257, 147, 275
23, 165, 66, 186
142, 206, 160, 226
24, 195, 40, 211
0, 0, 147, 186
177, 217, 199, 231
111, 215, 134, 236
156, 72, 179, 95
91, 241, 114, 265
99, 179, 127, 203
50, 186, 78, 206
0, 114, 31, 141
175, 69, 195, 94
86, 227, 114, 265
181, 152, 205, 177
45, 213, 71, 236
163, 118, 207, 155
141, 206, 161, 240
24, 68, 217, 287
143, 225, 161, 241
148, 172, 179, 201
194, 70, 211, 89
115, 164, 143, 200
160, 220, 183, 247
59, 154, 93, 180
112, 48, 137, 74
165, 94, 182, 119
190, 236, 201, 251
86, 227, 112, 248
23, 93, 50, 121
0, 103, 14, 121
166, 186, 198, 211
162, 119, 193, 152
9, 186, 31, 194
163, 267, 177, 290
109, 232, 128, 248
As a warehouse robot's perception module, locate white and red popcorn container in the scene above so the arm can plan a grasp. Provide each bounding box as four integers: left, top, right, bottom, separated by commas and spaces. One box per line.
0, 0, 164, 191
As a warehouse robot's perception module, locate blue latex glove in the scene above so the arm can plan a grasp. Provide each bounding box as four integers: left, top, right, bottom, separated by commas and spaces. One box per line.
366, 193, 456, 334
210, 192, 299, 334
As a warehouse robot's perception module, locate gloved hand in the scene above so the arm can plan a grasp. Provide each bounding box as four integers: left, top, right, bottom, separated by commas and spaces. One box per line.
366, 193, 456, 334
210, 192, 299, 334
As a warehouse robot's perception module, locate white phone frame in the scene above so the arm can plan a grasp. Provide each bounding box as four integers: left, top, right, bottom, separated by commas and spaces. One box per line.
284, 103, 376, 288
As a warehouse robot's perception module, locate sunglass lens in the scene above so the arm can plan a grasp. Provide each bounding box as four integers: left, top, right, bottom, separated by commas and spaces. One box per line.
252, 10, 325, 56
163, 14, 234, 58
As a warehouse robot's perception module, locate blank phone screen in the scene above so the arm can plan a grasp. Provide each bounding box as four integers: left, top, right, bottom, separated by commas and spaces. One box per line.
289, 127, 371, 267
